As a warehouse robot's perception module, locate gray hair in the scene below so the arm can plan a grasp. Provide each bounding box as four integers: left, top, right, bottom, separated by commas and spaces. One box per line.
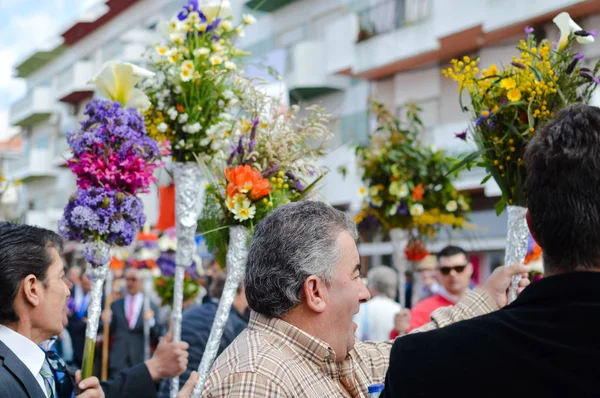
245, 201, 358, 318
367, 266, 397, 299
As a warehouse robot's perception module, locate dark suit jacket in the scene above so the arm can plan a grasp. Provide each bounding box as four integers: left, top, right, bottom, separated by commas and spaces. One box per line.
0, 340, 46, 398
157, 301, 248, 398
101, 362, 156, 398
383, 272, 600, 398
66, 287, 91, 367
108, 296, 159, 377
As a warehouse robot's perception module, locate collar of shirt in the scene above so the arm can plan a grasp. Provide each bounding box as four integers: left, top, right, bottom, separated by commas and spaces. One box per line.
0, 324, 47, 389
249, 312, 336, 369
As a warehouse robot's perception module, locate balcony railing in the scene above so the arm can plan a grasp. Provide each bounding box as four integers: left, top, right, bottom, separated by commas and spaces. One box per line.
356, 0, 430, 43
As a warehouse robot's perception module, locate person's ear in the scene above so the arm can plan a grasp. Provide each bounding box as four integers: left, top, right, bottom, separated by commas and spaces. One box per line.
22, 275, 43, 308
303, 275, 327, 313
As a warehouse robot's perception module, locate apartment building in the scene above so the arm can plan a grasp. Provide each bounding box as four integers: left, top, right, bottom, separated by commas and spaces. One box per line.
6, 0, 600, 277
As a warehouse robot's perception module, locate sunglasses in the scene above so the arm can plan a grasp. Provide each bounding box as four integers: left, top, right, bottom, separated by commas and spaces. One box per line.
438, 265, 467, 275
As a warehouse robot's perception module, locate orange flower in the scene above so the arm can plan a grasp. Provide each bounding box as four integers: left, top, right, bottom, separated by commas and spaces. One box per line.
224, 165, 272, 200
412, 183, 424, 201
404, 239, 429, 262
176, 104, 185, 113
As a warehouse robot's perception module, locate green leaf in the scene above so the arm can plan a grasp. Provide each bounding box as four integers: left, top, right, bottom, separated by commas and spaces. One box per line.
527, 93, 535, 129
555, 85, 568, 106
480, 174, 492, 185
446, 149, 486, 176
495, 197, 507, 216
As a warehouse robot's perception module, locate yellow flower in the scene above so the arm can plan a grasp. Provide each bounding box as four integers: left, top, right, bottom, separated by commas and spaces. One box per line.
507, 88, 522, 102
221, 20, 233, 31
358, 187, 367, 196
182, 60, 194, 71
180, 68, 193, 82
480, 110, 490, 117
232, 200, 256, 222
210, 55, 223, 65
243, 14, 257, 25
371, 197, 383, 207
500, 78, 516, 90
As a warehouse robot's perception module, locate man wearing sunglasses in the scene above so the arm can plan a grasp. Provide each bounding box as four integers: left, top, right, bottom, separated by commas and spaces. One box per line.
407, 246, 473, 331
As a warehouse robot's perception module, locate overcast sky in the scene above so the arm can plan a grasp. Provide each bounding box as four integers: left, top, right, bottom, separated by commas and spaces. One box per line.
0, 0, 103, 139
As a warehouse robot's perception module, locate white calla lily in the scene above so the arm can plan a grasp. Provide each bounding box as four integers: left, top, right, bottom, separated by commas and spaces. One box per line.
89, 61, 155, 110
553, 12, 594, 49
200, 0, 232, 23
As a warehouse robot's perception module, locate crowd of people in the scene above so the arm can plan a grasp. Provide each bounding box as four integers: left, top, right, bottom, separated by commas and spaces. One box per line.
1, 104, 600, 397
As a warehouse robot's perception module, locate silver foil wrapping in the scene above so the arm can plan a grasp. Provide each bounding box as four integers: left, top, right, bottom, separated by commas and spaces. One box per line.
192, 226, 250, 397
504, 205, 529, 303
84, 242, 110, 340
390, 228, 409, 309
171, 162, 203, 398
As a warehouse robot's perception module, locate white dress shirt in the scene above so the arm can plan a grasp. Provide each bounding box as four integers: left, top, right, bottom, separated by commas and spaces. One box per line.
0, 324, 50, 397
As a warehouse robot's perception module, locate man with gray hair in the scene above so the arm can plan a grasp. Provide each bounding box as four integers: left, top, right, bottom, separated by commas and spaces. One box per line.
354, 266, 401, 342
198, 201, 529, 397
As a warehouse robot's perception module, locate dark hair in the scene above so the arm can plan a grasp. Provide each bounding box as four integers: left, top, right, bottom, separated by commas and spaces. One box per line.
436, 245, 468, 261
208, 272, 227, 299
0, 222, 64, 324
525, 103, 600, 272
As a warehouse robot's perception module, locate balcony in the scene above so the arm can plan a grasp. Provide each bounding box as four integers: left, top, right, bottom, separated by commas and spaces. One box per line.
26, 209, 63, 231
53, 134, 72, 167
56, 61, 95, 103
9, 87, 55, 127
285, 41, 349, 102
245, 0, 297, 13
5, 148, 58, 181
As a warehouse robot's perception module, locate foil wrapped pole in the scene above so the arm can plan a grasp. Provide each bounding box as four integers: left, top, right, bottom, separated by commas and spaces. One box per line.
171, 162, 204, 398
390, 228, 410, 309
192, 225, 250, 397
505, 205, 529, 303
81, 241, 111, 379
143, 274, 153, 361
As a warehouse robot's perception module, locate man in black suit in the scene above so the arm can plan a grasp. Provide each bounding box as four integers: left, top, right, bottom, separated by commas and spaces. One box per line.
383, 103, 600, 397
0, 222, 190, 398
0, 222, 104, 398
103, 267, 160, 377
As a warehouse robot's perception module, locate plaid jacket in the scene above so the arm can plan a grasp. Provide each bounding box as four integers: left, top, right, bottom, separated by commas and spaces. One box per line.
201, 288, 496, 397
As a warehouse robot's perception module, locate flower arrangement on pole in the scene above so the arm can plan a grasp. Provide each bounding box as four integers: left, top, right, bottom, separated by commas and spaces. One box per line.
141, 5, 256, 389
442, 11, 599, 301
355, 102, 469, 307
192, 78, 332, 395
355, 102, 470, 247
154, 227, 203, 308
58, 61, 161, 379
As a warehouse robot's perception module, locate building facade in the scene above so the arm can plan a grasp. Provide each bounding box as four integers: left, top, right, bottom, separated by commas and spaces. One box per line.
6, 0, 600, 277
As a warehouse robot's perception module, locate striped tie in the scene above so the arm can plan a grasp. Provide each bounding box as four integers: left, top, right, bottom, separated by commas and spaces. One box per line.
39, 359, 55, 398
